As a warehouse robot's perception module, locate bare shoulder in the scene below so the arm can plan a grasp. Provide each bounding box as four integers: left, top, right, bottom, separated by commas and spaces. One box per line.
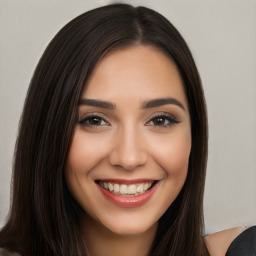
204, 226, 247, 256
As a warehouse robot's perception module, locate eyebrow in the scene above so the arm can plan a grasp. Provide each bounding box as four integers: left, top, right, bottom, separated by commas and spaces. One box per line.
141, 97, 185, 110
79, 99, 116, 109
79, 97, 185, 110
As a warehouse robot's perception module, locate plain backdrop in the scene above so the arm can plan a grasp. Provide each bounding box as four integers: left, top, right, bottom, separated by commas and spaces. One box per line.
0, 0, 255, 234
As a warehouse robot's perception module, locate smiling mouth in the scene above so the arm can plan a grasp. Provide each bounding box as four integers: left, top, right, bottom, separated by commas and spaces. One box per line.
97, 180, 158, 197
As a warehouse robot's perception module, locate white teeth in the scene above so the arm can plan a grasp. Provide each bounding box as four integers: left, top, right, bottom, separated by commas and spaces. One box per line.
114, 184, 119, 193
120, 184, 127, 194
99, 181, 154, 196
128, 184, 136, 194
136, 184, 143, 193
108, 182, 114, 192
143, 183, 149, 190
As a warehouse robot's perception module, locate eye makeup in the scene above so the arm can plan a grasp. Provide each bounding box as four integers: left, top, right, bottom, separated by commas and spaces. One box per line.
145, 111, 180, 128
78, 111, 180, 129
78, 112, 110, 128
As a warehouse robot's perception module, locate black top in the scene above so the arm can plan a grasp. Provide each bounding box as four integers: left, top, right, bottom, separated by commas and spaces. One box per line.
225, 226, 256, 256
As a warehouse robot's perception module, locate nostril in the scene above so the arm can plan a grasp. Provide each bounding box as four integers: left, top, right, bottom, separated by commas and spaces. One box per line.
109, 149, 147, 171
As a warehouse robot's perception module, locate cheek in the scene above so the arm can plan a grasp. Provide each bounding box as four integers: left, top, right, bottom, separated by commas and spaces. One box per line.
64, 130, 108, 216
150, 130, 191, 180
66, 129, 109, 174
64, 131, 104, 201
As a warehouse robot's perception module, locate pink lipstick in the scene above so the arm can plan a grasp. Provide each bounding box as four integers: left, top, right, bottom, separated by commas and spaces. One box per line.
96, 180, 159, 208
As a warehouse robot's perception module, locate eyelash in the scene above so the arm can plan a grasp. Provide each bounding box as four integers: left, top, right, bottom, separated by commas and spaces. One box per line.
78, 115, 110, 127
78, 113, 179, 128
145, 113, 180, 127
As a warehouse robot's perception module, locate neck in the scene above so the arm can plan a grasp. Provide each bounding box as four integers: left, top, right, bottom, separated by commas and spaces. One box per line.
80, 213, 157, 256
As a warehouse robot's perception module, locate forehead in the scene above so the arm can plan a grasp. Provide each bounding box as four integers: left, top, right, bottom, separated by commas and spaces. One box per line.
82, 45, 187, 107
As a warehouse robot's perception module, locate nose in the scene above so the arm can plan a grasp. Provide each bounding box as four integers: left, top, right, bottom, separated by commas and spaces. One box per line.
109, 127, 147, 171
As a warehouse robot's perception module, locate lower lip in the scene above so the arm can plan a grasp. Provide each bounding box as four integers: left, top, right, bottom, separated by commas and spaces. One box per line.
97, 182, 159, 208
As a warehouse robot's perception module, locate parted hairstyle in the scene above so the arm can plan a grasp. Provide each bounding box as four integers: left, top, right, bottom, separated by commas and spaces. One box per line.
0, 4, 208, 256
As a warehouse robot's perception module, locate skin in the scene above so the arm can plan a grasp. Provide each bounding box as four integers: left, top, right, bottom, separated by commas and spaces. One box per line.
65, 45, 191, 256
205, 226, 247, 256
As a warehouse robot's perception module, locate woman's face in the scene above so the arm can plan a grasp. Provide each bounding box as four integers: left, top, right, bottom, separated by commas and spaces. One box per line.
65, 46, 191, 235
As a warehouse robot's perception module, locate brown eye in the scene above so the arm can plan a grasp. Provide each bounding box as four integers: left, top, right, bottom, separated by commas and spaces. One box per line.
88, 117, 102, 125
146, 114, 180, 127
152, 117, 166, 126
78, 116, 109, 127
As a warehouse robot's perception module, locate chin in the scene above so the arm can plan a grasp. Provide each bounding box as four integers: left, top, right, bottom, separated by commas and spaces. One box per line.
100, 215, 158, 236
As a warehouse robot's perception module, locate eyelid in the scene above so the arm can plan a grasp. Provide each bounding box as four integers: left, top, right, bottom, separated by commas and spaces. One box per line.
145, 112, 180, 127
78, 111, 105, 119
78, 112, 110, 126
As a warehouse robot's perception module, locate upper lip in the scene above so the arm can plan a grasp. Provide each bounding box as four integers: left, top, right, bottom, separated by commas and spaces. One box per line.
96, 179, 158, 184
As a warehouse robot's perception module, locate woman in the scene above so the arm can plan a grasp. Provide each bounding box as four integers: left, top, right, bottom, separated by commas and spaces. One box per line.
0, 4, 254, 256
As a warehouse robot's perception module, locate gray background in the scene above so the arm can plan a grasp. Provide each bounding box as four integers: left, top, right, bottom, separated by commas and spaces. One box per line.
0, 0, 255, 234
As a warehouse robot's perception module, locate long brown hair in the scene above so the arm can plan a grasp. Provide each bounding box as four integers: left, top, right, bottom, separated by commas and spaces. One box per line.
0, 4, 208, 256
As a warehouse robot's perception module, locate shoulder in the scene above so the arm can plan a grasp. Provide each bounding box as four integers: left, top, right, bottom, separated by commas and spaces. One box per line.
204, 226, 256, 256
0, 248, 20, 256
